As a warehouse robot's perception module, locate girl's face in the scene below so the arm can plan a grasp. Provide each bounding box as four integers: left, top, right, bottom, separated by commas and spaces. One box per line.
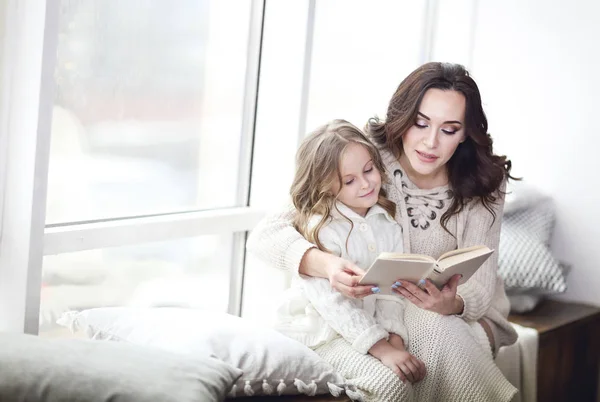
332, 142, 381, 217
399, 88, 466, 189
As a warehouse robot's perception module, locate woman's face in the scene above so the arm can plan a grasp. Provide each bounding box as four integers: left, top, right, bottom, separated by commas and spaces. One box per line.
399, 88, 466, 188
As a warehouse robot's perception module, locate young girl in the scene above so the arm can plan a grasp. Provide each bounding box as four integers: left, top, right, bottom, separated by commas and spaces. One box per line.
274, 119, 425, 384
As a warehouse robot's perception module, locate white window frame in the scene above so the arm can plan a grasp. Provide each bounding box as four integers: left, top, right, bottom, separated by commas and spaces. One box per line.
0, 0, 59, 334
0, 0, 452, 336
0, 0, 448, 334
0, 0, 298, 334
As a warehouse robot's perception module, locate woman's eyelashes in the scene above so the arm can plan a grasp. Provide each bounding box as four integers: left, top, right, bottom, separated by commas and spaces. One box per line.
414, 121, 460, 135
441, 128, 459, 135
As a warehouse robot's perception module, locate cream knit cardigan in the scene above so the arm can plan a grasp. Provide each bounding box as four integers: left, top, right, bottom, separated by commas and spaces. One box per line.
247, 147, 517, 350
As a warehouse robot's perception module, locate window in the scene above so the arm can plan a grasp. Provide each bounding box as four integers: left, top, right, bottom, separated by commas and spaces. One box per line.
40, 234, 235, 335
38, 0, 264, 337
0, 0, 265, 335
1, 0, 447, 335
48, 1, 253, 224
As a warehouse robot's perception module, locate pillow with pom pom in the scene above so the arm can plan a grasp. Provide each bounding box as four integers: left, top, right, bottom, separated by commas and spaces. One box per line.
58, 307, 348, 399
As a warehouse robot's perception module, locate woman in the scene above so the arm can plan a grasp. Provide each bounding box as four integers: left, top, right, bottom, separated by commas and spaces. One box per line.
248, 62, 517, 401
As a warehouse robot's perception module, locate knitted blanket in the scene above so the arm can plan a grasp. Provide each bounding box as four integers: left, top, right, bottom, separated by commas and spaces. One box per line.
315, 303, 517, 401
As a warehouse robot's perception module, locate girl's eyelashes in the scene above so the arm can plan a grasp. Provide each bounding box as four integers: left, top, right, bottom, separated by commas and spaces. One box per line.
342, 162, 375, 186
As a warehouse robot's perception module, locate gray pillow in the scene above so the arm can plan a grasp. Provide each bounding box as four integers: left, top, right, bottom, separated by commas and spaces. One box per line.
0, 332, 241, 402
499, 195, 567, 294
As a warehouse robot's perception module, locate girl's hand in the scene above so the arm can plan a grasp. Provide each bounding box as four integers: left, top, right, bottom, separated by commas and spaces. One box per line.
300, 248, 374, 298
391, 274, 464, 315
369, 339, 426, 383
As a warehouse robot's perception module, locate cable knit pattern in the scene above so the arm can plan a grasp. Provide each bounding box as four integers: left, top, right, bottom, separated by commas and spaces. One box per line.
300, 277, 390, 354
375, 298, 409, 348
403, 187, 452, 230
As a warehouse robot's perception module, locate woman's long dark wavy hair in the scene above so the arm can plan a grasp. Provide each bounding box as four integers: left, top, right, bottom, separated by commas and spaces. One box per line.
366, 62, 516, 231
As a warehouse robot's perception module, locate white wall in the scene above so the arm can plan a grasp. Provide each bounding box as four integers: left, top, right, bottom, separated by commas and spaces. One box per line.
305, 0, 426, 131
469, 0, 600, 306
246, 0, 600, 312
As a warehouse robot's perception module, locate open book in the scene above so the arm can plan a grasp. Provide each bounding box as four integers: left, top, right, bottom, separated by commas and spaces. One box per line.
358, 245, 494, 294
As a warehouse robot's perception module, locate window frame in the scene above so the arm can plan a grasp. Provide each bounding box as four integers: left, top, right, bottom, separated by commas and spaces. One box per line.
0, 0, 446, 334
0, 0, 59, 334
0, 0, 271, 333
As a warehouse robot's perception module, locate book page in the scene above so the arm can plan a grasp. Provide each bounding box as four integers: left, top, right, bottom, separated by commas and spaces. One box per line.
377, 252, 436, 263
428, 248, 494, 289
359, 259, 435, 295
436, 245, 490, 262
437, 246, 493, 270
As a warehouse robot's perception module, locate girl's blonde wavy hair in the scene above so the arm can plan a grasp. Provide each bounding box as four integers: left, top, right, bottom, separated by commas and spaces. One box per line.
290, 119, 396, 253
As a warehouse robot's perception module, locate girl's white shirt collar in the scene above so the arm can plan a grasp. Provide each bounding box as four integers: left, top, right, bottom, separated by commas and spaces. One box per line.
331, 201, 396, 224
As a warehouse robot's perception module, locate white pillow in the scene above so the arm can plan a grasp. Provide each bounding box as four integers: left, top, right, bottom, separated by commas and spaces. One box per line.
58, 307, 348, 398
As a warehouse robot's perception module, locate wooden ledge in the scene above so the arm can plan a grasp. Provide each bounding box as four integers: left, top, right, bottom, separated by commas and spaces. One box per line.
508, 299, 600, 335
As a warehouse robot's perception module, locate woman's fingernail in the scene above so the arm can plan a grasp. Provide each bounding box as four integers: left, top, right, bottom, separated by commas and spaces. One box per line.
391, 284, 398, 289
371, 287, 380, 294
418, 279, 426, 285
394, 281, 402, 287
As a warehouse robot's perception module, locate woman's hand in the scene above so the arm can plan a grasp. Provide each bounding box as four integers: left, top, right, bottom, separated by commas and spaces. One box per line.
391, 274, 464, 315
300, 248, 374, 298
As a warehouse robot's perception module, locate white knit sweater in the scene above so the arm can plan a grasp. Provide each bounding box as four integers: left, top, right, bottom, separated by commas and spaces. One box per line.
247, 147, 517, 351
274, 202, 409, 354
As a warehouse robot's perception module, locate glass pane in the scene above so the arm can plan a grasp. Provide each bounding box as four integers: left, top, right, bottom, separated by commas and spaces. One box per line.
241, 252, 291, 325
306, 1, 426, 131
47, 1, 253, 224
39, 234, 234, 338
